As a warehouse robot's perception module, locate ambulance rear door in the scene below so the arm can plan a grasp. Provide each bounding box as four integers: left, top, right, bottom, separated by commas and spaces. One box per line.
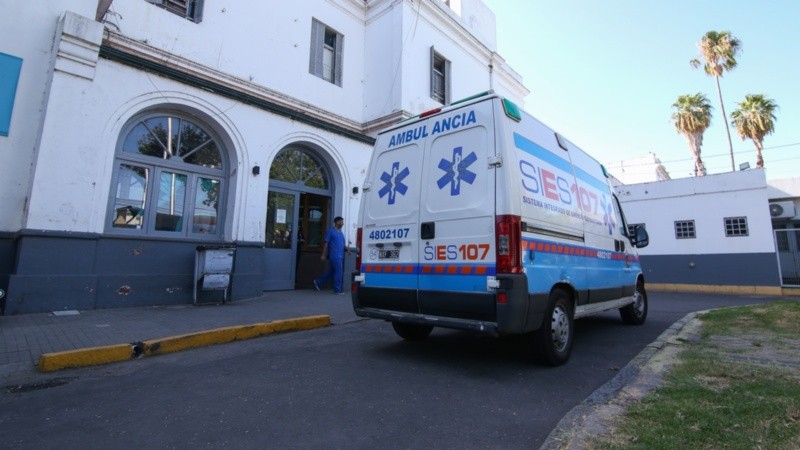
358, 125, 426, 313
416, 99, 497, 321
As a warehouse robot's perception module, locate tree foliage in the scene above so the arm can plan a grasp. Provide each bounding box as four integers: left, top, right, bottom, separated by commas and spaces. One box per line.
671, 93, 713, 176
731, 94, 778, 168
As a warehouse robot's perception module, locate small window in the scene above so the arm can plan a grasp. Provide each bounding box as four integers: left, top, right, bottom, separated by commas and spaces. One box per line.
724, 217, 748, 237
675, 220, 696, 239
310, 19, 344, 86
430, 47, 451, 104
627, 223, 645, 237
145, 0, 204, 23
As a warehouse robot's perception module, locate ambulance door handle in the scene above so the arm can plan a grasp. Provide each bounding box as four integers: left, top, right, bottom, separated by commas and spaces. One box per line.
421, 222, 435, 240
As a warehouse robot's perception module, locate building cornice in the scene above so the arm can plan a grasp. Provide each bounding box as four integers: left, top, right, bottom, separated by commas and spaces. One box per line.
102, 31, 376, 145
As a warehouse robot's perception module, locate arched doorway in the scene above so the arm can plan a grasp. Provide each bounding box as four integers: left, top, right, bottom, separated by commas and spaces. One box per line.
263, 145, 333, 290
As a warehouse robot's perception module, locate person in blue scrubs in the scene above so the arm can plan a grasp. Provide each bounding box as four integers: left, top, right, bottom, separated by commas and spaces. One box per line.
313, 216, 347, 294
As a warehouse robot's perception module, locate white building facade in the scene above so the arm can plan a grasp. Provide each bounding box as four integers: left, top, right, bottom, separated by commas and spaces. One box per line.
616, 169, 786, 295
0, 0, 528, 314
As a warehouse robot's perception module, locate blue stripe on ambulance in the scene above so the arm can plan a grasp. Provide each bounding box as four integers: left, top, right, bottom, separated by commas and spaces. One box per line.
522, 238, 640, 294
513, 133, 608, 192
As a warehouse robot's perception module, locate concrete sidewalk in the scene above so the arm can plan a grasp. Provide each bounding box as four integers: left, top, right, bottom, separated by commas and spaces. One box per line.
0, 289, 360, 381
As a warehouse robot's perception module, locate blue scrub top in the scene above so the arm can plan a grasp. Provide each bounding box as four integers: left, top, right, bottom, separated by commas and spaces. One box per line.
325, 227, 345, 260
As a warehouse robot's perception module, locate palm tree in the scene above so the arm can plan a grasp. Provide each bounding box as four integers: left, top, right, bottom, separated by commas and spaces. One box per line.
671, 93, 713, 176
690, 31, 742, 172
730, 94, 778, 168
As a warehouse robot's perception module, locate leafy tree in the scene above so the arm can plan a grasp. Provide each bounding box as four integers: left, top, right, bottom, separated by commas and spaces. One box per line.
690, 31, 742, 171
671, 93, 713, 176
730, 94, 778, 168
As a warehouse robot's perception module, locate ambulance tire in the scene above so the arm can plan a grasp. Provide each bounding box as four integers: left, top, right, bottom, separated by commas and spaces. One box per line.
532, 288, 574, 366
619, 280, 648, 325
392, 322, 433, 341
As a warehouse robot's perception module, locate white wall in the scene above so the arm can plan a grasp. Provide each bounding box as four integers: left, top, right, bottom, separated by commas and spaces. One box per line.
0, 1, 97, 231
616, 169, 775, 255
363, 2, 403, 123
768, 177, 800, 200
460, 0, 498, 51
106, 0, 368, 122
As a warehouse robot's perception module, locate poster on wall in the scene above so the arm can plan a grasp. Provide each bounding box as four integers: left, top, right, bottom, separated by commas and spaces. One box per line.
0, 53, 23, 137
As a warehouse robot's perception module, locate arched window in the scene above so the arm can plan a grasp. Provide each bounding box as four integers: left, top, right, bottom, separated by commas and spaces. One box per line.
269, 146, 329, 189
107, 112, 227, 239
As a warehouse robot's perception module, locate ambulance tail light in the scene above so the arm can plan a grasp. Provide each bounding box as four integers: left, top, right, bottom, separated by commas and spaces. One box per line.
496, 215, 522, 274
355, 227, 363, 271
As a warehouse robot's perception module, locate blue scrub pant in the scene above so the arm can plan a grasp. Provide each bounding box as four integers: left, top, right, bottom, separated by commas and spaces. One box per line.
315, 257, 344, 293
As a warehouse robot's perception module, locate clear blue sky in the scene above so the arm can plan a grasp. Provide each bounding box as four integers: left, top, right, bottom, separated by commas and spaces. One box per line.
482, 0, 799, 181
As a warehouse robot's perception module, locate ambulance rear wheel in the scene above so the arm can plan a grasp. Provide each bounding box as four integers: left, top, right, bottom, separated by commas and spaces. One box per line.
392, 322, 433, 341
533, 288, 574, 366
619, 280, 648, 325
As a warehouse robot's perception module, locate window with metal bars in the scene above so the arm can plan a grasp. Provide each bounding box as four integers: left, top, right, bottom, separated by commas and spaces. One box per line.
724, 217, 749, 237
674, 220, 696, 239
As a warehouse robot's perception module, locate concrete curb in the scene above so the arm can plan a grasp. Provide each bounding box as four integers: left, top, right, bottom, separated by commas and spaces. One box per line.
539, 310, 706, 450
38, 315, 331, 373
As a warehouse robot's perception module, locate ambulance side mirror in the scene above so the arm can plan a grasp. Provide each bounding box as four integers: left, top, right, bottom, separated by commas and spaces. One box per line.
631, 225, 649, 249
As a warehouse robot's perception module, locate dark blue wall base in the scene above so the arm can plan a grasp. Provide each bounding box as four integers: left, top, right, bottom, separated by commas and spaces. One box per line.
1, 231, 266, 315
639, 253, 781, 286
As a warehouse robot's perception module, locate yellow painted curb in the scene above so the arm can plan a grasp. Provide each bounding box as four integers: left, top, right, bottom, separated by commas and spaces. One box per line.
648, 283, 783, 296
37, 315, 331, 372
38, 343, 134, 373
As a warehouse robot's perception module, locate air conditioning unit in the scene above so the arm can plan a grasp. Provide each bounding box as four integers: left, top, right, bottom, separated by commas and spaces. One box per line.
769, 201, 796, 219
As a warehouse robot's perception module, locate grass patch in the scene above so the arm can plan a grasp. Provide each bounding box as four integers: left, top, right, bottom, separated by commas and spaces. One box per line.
591, 301, 800, 449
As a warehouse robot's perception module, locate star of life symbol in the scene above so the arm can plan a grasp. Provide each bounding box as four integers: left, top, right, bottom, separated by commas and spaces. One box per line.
601, 196, 616, 235
378, 162, 409, 205
436, 146, 477, 196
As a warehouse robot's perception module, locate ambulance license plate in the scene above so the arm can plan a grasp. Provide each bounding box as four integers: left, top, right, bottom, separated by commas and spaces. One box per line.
378, 249, 399, 260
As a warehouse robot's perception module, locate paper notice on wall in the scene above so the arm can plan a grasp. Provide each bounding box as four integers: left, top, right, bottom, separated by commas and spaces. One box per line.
276, 209, 287, 224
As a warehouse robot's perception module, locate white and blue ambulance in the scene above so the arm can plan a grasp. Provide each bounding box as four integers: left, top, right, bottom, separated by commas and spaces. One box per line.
352, 92, 649, 365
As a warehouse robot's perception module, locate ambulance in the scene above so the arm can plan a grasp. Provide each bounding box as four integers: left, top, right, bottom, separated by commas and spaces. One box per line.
351, 91, 650, 365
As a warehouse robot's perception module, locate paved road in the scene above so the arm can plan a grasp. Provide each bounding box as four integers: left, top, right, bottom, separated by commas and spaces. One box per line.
0, 292, 781, 448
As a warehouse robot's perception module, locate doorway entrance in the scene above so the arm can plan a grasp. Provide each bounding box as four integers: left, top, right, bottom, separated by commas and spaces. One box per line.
263, 146, 334, 291
775, 228, 800, 286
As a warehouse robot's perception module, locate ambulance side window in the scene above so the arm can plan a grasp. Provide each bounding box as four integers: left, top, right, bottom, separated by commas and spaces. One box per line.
612, 194, 628, 237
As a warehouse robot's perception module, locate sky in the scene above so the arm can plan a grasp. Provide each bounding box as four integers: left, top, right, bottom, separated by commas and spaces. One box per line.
481, 0, 799, 181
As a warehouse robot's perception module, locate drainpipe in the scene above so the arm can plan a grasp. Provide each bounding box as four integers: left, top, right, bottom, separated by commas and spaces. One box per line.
488, 52, 496, 91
